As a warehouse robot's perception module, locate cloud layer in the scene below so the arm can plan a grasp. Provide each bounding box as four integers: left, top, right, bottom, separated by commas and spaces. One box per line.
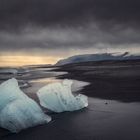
0, 0, 140, 30
0, 0, 140, 58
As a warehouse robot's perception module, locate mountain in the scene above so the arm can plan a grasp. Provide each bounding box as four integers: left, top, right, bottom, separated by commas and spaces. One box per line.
56, 52, 140, 66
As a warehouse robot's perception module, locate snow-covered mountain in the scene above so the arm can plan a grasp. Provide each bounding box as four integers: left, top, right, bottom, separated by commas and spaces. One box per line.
56, 52, 140, 66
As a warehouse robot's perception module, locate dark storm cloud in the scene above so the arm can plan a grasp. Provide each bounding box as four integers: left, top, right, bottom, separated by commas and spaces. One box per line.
0, 25, 140, 50
0, 0, 140, 30
0, 0, 140, 55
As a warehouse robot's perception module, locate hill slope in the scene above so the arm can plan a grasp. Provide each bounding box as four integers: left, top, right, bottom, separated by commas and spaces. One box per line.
56, 52, 140, 65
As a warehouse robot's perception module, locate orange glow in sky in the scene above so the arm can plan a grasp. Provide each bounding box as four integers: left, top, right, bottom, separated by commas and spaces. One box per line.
0, 54, 62, 67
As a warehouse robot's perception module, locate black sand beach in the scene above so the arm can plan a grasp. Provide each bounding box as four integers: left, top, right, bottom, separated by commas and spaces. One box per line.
56, 60, 140, 102
0, 60, 140, 140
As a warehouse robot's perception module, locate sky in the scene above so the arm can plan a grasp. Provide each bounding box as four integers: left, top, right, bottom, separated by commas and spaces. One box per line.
0, 0, 140, 66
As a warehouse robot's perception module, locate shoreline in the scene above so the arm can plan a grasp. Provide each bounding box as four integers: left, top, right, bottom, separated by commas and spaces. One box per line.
55, 60, 140, 102
0, 60, 140, 140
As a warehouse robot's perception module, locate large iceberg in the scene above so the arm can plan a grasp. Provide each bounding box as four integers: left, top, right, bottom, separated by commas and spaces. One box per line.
0, 78, 51, 133
37, 79, 88, 113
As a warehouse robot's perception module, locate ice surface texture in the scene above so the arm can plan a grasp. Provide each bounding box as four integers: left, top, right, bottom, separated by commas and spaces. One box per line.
0, 78, 51, 133
0, 78, 88, 132
37, 79, 88, 113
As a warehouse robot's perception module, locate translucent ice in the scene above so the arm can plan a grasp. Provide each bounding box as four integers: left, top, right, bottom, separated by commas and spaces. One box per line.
0, 78, 27, 111
0, 78, 51, 133
37, 79, 88, 113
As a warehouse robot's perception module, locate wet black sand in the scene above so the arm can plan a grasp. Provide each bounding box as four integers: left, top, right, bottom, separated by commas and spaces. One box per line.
0, 60, 140, 140
1, 98, 140, 140
56, 60, 140, 102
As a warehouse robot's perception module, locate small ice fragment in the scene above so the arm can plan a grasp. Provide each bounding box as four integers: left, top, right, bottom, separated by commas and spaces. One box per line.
37, 79, 88, 113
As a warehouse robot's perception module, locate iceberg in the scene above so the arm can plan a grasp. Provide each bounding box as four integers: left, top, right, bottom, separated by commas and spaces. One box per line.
0, 78, 51, 133
37, 79, 88, 113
